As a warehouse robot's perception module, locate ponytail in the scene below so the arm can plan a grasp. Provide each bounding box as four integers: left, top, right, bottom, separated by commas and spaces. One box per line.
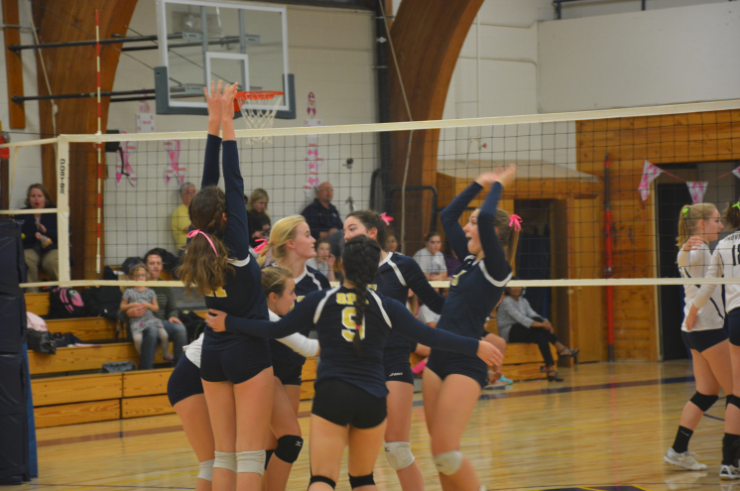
723, 201, 740, 233
342, 236, 381, 357
677, 203, 717, 247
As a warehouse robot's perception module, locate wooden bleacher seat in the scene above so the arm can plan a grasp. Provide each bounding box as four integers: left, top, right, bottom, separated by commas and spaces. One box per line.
28, 343, 168, 375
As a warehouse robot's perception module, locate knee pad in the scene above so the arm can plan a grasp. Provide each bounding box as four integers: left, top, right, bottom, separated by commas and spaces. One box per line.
728, 395, 735, 408
236, 450, 265, 476
213, 451, 236, 473
274, 435, 303, 464
690, 392, 719, 412
433, 450, 463, 476
348, 473, 375, 489
384, 442, 415, 471
264, 449, 274, 469
730, 394, 740, 411
197, 459, 214, 481
310, 475, 336, 489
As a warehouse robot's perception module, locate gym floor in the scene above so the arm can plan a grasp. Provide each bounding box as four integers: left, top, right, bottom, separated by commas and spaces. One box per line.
10, 361, 724, 491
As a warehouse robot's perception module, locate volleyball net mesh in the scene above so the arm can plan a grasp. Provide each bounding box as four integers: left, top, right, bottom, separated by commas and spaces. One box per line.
3, 99, 740, 292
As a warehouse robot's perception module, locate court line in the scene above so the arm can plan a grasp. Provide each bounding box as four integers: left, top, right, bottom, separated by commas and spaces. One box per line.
36, 374, 700, 449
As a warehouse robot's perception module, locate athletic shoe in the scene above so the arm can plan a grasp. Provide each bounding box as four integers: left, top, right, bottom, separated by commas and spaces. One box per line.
663, 448, 707, 471
720, 465, 740, 480
483, 380, 508, 390
499, 375, 513, 385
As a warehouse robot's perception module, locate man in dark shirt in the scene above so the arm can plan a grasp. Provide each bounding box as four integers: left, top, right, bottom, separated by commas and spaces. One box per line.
301, 182, 343, 240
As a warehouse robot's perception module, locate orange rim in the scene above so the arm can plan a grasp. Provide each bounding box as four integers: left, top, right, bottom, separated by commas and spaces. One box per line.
234, 91, 284, 111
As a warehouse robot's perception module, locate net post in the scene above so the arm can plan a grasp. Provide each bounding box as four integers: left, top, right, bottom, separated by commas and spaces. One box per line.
56, 137, 70, 284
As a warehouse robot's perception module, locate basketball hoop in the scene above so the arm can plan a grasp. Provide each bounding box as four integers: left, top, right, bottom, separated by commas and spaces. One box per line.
234, 91, 284, 144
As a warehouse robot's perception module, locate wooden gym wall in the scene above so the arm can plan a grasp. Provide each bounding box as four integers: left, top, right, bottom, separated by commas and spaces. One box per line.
388, 0, 484, 254
577, 109, 740, 361
32, 0, 138, 279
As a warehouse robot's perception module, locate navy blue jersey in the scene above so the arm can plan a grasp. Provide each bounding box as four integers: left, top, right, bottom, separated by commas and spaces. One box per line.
200, 136, 269, 351
375, 252, 444, 350
224, 286, 480, 398
436, 181, 512, 340
269, 265, 330, 367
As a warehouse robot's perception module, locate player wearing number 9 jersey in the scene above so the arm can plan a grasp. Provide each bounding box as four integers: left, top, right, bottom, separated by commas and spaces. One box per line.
206, 236, 502, 491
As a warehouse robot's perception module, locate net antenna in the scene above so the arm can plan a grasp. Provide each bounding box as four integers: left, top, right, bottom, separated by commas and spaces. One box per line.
235, 90, 283, 145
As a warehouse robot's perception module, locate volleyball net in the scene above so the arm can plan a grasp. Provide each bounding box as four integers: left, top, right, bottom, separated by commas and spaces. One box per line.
3, 99, 740, 292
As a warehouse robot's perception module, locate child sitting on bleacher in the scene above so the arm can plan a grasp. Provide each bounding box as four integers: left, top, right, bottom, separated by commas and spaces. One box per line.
120, 264, 171, 362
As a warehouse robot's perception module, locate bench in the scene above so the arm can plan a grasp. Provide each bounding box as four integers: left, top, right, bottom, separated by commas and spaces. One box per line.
28, 343, 169, 375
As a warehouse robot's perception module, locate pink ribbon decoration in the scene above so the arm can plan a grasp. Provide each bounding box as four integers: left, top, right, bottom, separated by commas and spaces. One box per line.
115, 131, 138, 187
253, 238, 268, 254
380, 212, 394, 225
686, 181, 709, 204
638, 159, 663, 201
187, 229, 218, 256
508, 214, 522, 232
164, 140, 185, 185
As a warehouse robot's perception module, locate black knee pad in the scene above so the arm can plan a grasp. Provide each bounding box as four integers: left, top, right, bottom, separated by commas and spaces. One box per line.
310, 475, 336, 489
728, 395, 735, 408
690, 392, 719, 412
348, 473, 375, 489
264, 449, 274, 469
274, 435, 303, 464
730, 395, 740, 411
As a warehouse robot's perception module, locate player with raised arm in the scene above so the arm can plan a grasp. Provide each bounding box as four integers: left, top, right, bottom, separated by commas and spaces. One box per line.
178, 81, 272, 491
206, 235, 503, 491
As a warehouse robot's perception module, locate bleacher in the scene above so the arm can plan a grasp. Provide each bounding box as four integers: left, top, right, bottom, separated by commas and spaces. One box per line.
26, 291, 318, 428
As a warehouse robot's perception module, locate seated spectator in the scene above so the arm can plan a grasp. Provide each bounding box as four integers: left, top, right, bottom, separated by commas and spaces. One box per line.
306, 238, 336, 281
247, 188, 271, 248
121, 251, 188, 369
385, 228, 399, 253
413, 231, 447, 281
17, 184, 59, 290
172, 182, 196, 252
301, 182, 342, 240
120, 264, 171, 362
496, 284, 579, 381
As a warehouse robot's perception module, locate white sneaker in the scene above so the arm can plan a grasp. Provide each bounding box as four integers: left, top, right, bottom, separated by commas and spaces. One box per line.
720, 465, 740, 480
664, 448, 707, 471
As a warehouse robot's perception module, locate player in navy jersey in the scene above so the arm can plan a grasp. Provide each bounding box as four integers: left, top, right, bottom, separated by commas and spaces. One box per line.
343, 210, 443, 491
424, 167, 519, 491
178, 81, 272, 491
206, 236, 503, 491
256, 215, 330, 491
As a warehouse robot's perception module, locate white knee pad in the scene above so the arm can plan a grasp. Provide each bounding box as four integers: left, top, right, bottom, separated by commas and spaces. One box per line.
197, 459, 214, 481
385, 442, 415, 471
236, 450, 266, 476
433, 450, 463, 475
213, 451, 236, 473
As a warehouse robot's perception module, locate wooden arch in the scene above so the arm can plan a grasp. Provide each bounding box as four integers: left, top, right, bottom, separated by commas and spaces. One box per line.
388, 0, 484, 252
33, 0, 138, 279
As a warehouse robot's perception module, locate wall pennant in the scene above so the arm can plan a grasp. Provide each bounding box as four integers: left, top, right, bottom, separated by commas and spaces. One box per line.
638, 159, 663, 201
686, 181, 709, 204
163, 139, 185, 185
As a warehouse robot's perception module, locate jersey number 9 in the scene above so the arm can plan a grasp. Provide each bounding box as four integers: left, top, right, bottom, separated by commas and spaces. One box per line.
341, 307, 366, 342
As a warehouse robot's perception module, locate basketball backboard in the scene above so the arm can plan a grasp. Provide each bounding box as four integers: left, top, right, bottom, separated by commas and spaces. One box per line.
155, 0, 295, 118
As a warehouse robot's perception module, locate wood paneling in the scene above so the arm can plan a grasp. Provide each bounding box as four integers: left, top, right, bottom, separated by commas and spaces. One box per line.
388, 0, 484, 253
2, 0, 24, 128
32, 0, 138, 279
122, 368, 173, 398
34, 399, 120, 428
26, 292, 50, 316
122, 395, 174, 419
503, 344, 558, 366
29, 342, 166, 375
31, 373, 122, 407
45, 317, 118, 342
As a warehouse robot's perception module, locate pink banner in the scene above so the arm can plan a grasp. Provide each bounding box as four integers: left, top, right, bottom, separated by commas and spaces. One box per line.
115, 130, 138, 187
686, 181, 709, 204
638, 159, 662, 201
163, 140, 185, 185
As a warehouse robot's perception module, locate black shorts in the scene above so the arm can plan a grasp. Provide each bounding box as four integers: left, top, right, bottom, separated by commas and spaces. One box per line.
384, 347, 414, 385
200, 339, 272, 384
311, 378, 387, 429
426, 349, 487, 389
273, 358, 303, 386
728, 309, 740, 347
167, 355, 204, 406
682, 329, 728, 353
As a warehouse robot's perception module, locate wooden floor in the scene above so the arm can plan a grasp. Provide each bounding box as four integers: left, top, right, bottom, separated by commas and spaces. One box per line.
11, 361, 730, 491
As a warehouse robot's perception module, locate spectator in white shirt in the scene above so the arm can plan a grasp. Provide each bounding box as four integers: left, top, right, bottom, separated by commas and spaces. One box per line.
413, 231, 447, 281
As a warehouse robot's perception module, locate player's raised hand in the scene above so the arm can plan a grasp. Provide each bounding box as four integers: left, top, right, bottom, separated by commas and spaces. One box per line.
204, 80, 224, 122
493, 165, 517, 189
221, 82, 239, 121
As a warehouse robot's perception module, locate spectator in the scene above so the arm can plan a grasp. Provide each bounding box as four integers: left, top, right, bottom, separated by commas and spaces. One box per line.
496, 284, 579, 381
17, 184, 59, 291
301, 181, 342, 239
122, 250, 188, 369
247, 188, 271, 248
120, 264, 171, 362
385, 228, 399, 253
412, 231, 447, 281
306, 238, 336, 281
172, 182, 196, 252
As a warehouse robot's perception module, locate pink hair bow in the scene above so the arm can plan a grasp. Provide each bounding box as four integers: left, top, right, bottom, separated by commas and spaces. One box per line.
380, 212, 394, 225
509, 214, 522, 232
253, 238, 268, 254
187, 229, 218, 256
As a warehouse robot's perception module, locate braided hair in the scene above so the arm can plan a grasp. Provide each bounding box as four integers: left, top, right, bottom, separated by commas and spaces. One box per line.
177, 185, 232, 296
342, 236, 381, 356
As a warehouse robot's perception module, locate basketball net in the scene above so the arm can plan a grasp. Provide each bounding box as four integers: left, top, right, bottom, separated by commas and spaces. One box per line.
235, 91, 284, 145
